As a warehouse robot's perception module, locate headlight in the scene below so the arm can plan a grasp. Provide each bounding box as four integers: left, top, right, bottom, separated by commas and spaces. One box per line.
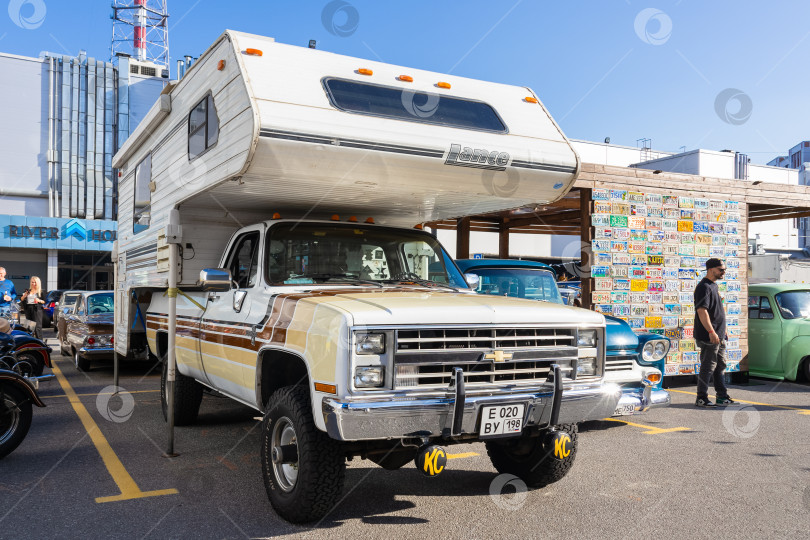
643, 340, 669, 361
577, 357, 596, 377
355, 332, 385, 355
577, 330, 597, 347
354, 366, 384, 388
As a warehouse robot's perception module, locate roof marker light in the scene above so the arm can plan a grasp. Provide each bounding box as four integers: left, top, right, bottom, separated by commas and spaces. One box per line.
398, 75, 413, 82
358, 68, 373, 75
331, 214, 340, 221
245, 48, 263, 56
414, 224, 423, 230
217, 59, 226, 70
525, 96, 538, 103
348, 216, 358, 222
437, 82, 451, 89
272, 212, 281, 219
365, 217, 375, 224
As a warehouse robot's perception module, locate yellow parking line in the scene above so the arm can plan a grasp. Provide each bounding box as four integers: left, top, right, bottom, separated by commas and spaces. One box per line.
669, 389, 810, 414
602, 417, 691, 435
50, 360, 178, 503
446, 452, 478, 460
42, 390, 160, 400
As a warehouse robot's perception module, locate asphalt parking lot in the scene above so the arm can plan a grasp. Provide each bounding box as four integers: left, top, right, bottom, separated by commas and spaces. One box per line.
2, 331, 809, 539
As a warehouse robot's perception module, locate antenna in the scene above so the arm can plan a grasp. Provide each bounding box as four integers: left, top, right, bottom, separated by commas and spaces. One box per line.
111, 0, 169, 68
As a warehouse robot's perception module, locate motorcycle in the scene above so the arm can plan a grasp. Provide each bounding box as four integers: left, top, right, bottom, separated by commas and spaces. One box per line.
0, 369, 46, 459
0, 314, 53, 378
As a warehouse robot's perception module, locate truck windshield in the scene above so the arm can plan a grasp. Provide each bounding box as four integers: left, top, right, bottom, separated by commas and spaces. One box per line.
774, 290, 810, 319
469, 267, 563, 304
265, 223, 467, 288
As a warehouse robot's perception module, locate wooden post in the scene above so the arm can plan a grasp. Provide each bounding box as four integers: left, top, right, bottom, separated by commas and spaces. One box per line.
456, 217, 471, 259
498, 220, 510, 258
579, 188, 592, 310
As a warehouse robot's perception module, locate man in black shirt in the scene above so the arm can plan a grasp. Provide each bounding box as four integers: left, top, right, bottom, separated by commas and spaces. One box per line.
693, 258, 735, 407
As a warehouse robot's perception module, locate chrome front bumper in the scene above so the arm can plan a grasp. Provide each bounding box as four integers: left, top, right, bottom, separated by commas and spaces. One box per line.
322, 381, 622, 442
614, 387, 671, 415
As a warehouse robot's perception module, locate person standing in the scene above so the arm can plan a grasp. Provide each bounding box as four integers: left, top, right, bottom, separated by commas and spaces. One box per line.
0, 267, 17, 309
21, 276, 46, 339
693, 258, 735, 407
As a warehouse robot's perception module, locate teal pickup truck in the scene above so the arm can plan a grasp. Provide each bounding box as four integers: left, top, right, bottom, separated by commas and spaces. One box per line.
457, 259, 670, 416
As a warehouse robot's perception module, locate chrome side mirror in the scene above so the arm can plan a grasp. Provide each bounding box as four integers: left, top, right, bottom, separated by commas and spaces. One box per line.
464, 273, 480, 289
198, 268, 233, 292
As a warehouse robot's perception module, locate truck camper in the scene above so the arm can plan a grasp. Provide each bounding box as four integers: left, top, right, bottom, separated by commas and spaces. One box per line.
113, 30, 620, 523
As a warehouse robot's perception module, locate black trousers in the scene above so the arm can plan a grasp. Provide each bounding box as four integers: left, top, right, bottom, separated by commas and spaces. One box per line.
23, 304, 43, 339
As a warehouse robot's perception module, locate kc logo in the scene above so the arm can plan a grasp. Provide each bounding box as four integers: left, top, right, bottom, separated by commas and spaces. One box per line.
416, 445, 447, 477
551, 432, 572, 460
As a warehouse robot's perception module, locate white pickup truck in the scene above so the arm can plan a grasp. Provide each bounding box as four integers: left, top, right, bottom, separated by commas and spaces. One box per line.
113, 30, 621, 523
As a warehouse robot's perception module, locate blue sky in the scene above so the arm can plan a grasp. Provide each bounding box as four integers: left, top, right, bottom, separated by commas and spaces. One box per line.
2, 0, 808, 164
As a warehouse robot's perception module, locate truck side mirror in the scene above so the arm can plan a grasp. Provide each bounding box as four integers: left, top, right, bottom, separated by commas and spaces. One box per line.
198, 268, 233, 292
464, 273, 480, 289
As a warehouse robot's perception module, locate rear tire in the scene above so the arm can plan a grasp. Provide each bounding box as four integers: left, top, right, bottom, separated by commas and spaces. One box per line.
0, 383, 34, 460
486, 424, 578, 488
160, 360, 204, 426
74, 349, 90, 372
802, 357, 810, 382
261, 385, 345, 523
12, 351, 44, 377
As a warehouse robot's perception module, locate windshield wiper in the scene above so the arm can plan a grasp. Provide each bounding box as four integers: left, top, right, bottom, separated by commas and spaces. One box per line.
304, 273, 383, 288
384, 272, 459, 291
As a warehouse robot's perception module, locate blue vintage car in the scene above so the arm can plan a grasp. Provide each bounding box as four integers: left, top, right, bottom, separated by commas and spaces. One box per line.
456, 259, 670, 416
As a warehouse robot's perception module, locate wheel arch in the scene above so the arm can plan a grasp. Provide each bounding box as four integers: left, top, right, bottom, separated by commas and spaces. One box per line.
256, 347, 312, 411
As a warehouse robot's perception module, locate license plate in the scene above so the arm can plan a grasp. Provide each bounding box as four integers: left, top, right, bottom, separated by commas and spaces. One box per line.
479, 404, 525, 438
613, 403, 636, 416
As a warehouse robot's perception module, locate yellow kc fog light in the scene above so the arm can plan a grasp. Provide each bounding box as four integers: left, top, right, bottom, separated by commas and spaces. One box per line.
354, 366, 384, 388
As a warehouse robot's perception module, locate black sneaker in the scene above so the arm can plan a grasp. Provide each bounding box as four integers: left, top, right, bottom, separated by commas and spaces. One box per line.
715, 396, 736, 405
695, 398, 716, 407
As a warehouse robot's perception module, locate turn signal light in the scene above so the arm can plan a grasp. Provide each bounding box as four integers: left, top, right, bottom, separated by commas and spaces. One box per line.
87, 337, 96, 345
647, 373, 662, 383
398, 75, 413, 82
525, 96, 538, 103
437, 82, 451, 89
245, 48, 263, 56
314, 382, 337, 394
358, 68, 373, 76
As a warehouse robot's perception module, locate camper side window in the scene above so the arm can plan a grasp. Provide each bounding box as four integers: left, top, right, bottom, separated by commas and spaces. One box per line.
188, 94, 219, 160
133, 153, 152, 234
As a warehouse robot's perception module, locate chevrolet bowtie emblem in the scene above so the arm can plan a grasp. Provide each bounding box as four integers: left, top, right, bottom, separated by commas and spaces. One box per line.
484, 350, 513, 363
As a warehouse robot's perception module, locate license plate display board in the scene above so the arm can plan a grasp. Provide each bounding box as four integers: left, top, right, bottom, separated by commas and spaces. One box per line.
613, 403, 635, 416
591, 189, 745, 375
479, 404, 525, 438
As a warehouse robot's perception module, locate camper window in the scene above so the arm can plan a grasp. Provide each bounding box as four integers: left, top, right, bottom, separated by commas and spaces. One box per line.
322, 78, 507, 133
133, 153, 152, 234
188, 94, 219, 159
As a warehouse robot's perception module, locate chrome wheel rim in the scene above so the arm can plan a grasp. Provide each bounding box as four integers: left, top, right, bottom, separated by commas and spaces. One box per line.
12, 354, 35, 377
271, 417, 298, 492
0, 394, 21, 446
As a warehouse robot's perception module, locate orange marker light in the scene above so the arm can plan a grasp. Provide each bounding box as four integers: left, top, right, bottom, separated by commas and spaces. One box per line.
414, 224, 423, 230
348, 216, 358, 222
437, 82, 451, 89
331, 214, 340, 221
217, 59, 226, 70
358, 68, 373, 76
398, 75, 413, 82
314, 383, 337, 394
245, 48, 263, 56
525, 96, 538, 103
647, 373, 662, 383
365, 217, 375, 224
272, 212, 281, 220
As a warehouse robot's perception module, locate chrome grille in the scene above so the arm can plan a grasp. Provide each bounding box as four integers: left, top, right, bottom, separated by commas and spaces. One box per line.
394, 327, 580, 389
605, 354, 636, 372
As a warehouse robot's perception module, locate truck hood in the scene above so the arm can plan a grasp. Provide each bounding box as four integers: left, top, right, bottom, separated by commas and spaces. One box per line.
294, 287, 605, 327
604, 315, 639, 351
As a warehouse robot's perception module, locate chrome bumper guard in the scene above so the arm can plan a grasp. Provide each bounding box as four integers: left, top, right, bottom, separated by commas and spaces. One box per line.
323, 366, 622, 442
615, 386, 671, 414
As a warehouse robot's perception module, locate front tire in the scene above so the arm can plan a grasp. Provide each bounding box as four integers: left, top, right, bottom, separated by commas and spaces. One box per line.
486, 424, 578, 488
160, 360, 203, 425
12, 351, 44, 377
74, 349, 91, 372
261, 385, 345, 523
0, 384, 34, 459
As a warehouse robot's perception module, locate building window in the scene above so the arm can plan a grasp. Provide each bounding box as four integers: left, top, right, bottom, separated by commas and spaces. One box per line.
188, 94, 219, 160
133, 153, 152, 234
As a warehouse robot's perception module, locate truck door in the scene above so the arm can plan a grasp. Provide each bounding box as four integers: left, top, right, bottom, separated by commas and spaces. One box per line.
200, 226, 265, 404
747, 294, 781, 376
